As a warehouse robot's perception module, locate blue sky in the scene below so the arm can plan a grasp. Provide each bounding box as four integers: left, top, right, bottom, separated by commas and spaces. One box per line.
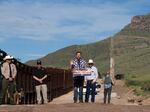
0, 0, 150, 62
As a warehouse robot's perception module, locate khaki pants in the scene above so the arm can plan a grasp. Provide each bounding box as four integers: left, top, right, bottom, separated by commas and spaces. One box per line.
35, 84, 48, 104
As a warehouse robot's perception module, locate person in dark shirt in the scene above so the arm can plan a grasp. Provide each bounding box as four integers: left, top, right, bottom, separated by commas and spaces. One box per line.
0, 62, 2, 96
33, 60, 48, 104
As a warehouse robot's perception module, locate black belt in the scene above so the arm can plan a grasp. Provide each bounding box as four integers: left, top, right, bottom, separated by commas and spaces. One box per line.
87, 79, 94, 81
4, 78, 14, 81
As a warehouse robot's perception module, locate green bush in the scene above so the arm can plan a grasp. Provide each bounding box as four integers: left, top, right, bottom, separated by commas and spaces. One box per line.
141, 82, 150, 91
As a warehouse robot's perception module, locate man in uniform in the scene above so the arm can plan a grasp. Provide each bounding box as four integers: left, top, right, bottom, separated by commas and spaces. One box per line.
0, 55, 17, 105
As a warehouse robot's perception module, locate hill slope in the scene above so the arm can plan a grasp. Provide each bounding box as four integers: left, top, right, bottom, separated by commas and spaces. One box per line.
26, 13, 150, 74
113, 13, 150, 77
26, 39, 111, 72
113, 14, 150, 94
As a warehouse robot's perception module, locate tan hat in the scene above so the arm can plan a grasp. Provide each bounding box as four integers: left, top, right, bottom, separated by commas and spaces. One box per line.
3, 55, 13, 60
88, 59, 94, 64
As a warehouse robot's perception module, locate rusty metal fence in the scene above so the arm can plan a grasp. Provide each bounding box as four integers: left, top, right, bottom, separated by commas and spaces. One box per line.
0, 49, 73, 104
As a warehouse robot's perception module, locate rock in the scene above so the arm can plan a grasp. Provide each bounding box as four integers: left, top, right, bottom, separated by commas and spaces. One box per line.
131, 16, 143, 24
117, 95, 121, 99
127, 97, 135, 103
111, 92, 117, 98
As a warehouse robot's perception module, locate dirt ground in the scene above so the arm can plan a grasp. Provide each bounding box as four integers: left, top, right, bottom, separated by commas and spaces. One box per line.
0, 80, 149, 112
50, 80, 150, 105
0, 104, 150, 112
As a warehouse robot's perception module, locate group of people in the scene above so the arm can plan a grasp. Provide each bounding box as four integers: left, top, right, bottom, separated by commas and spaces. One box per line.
0, 51, 114, 105
0, 55, 48, 105
70, 51, 114, 104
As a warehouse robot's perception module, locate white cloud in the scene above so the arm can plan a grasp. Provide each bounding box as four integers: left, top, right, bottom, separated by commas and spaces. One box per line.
27, 53, 45, 58
0, 1, 132, 42
0, 0, 150, 62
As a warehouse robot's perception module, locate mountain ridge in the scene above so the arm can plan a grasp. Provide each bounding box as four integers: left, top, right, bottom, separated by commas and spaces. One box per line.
26, 13, 150, 75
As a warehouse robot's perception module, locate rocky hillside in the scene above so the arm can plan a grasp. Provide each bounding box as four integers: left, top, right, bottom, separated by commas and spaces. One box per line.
26, 13, 150, 76
113, 14, 150, 93
113, 13, 150, 76
118, 13, 150, 37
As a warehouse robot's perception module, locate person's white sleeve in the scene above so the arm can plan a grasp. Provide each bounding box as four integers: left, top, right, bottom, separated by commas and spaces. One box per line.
1, 63, 9, 79
13, 64, 17, 78
93, 67, 98, 82
85, 76, 87, 82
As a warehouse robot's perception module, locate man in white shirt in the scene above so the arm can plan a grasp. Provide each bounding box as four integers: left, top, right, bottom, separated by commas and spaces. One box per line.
85, 59, 98, 103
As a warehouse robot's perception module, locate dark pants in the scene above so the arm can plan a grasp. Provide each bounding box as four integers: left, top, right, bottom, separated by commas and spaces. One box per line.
104, 87, 112, 104
85, 80, 96, 102
0, 76, 2, 93
0, 78, 16, 105
73, 76, 84, 103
